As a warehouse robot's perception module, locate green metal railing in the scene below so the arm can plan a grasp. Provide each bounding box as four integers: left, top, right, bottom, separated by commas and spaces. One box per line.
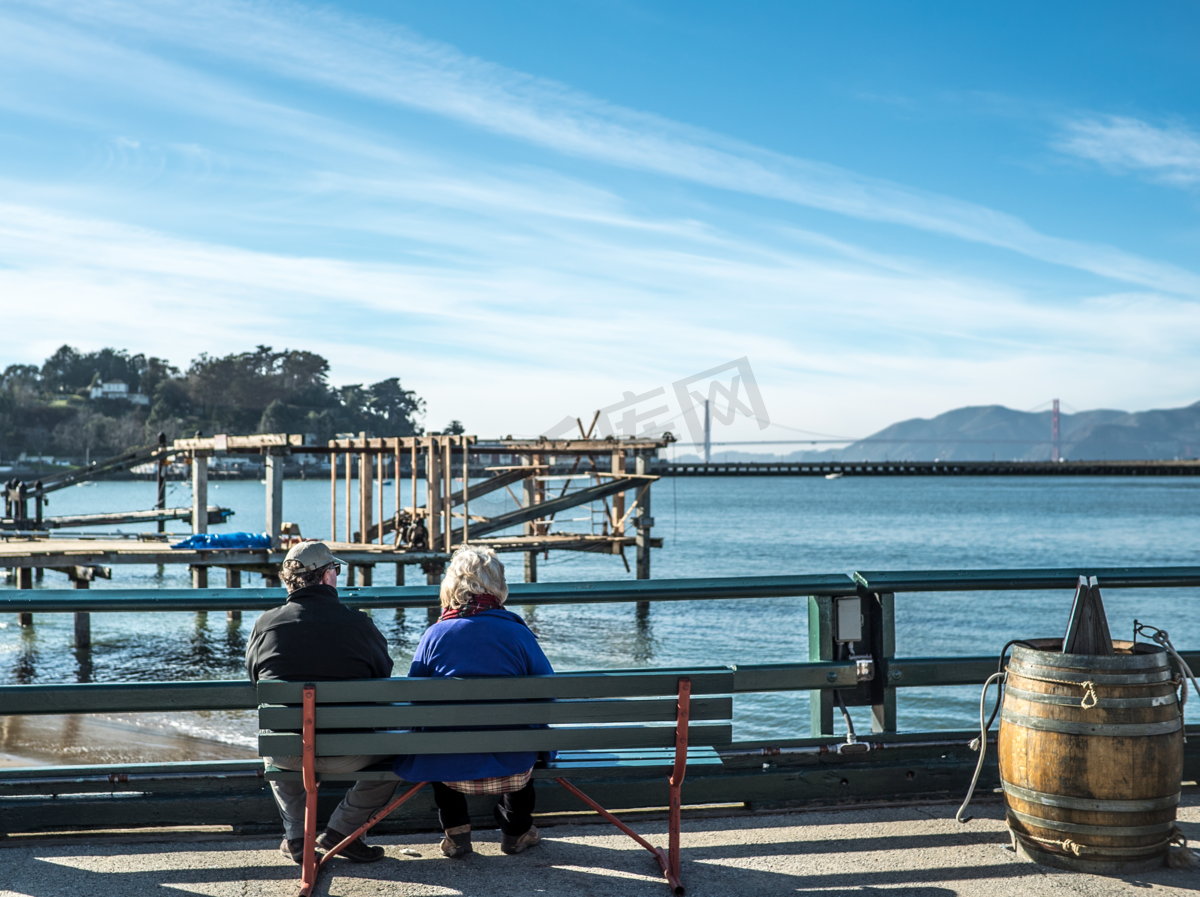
1, 567, 1198, 832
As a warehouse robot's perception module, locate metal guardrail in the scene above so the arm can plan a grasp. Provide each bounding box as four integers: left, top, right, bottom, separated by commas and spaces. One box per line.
2, 567, 1198, 612
1, 568, 1198, 834
1, 568, 1197, 741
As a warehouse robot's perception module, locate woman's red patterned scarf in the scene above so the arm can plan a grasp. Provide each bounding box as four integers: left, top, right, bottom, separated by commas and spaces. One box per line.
439, 593, 504, 621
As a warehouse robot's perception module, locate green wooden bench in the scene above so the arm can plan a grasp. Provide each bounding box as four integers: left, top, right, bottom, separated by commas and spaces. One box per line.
257, 668, 733, 896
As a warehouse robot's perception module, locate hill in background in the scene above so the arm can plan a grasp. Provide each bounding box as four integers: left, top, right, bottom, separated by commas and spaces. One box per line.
676, 401, 1200, 463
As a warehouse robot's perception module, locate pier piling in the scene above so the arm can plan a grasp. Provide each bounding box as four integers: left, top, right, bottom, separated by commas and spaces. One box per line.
17, 565, 32, 627
73, 577, 90, 648
226, 568, 242, 622
265, 450, 284, 550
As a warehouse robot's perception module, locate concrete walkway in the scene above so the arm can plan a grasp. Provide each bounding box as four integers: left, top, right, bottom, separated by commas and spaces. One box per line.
2, 795, 1197, 896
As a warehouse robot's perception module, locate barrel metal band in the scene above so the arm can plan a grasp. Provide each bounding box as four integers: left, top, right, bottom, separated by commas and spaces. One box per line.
1001, 707, 1182, 737
1008, 661, 1172, 686
1007, 808, 1176, 838
1009, 651, 1169, 673
1003, 684, 1178, 710
1002, 781, 1180, 813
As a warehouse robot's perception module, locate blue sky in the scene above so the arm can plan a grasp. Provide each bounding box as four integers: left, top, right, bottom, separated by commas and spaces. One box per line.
1, 1, 1198, 443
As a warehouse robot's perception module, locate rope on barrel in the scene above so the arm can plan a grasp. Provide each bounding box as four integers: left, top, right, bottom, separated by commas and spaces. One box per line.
1017, 829, 1177, 858
956, 670, 1006, 824
1009, 670, 1098, 709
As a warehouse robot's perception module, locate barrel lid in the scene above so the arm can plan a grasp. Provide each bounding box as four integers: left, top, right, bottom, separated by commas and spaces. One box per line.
1010, 640, 1169, 672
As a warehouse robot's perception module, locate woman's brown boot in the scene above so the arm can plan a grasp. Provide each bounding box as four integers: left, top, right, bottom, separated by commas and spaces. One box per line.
440, 824, 473, 858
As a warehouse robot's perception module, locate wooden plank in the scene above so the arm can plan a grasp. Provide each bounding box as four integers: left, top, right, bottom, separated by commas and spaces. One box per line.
173, 433, 303, 450
259, 722, 733, 756
1062, 576, 1113, 655
257, 669, 734, 704
266, 748, 724, 782
259, 696, 732, 729
460, 472, 655, 542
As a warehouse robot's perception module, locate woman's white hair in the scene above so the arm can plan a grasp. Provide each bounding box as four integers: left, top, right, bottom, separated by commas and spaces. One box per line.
440, 545, 509, 609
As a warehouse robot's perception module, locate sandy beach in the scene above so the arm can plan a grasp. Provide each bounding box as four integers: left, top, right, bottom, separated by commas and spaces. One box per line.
0, 712, 257, 768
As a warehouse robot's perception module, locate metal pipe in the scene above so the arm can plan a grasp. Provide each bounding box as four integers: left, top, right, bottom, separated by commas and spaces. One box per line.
718, 737, 999, 758
1, 769, 265, 787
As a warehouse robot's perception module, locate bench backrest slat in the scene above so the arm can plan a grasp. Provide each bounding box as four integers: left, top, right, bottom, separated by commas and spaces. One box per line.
259, 696, 731, 730
257, 669, 733, 704
260, 723, 731, 757
257, 670, 733, 759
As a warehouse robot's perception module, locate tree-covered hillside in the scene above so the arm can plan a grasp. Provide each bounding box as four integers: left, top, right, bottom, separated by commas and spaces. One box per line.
0, 345, 426, 462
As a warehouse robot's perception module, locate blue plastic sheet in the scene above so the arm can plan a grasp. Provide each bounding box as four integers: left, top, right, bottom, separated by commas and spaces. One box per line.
171, 532, 271, 551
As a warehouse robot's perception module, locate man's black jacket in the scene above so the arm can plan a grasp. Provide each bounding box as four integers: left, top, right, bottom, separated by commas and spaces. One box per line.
245, 583, 393, 684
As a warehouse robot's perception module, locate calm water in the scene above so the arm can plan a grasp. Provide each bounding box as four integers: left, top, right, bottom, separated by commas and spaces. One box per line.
3, 476, 1199, 751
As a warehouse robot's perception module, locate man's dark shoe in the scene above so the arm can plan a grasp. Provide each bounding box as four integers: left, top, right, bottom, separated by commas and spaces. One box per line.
317, 828, 386, 863
501, 824, 540, 855
280, 837, 305, 864
440, 824, 473, 858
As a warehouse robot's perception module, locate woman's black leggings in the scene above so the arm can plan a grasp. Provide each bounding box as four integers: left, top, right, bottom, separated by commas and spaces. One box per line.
431, 780, 536, 836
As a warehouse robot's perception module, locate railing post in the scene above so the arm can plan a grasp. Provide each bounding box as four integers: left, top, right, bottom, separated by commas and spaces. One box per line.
808, 595, 834, 737
870, 592, 897, 733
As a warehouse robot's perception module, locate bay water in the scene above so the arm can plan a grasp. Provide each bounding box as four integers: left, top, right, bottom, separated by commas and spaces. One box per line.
2, 475, 1198, 757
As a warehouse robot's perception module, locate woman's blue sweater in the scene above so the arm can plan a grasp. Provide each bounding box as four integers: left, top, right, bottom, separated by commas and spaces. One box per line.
391, 607, 554, 783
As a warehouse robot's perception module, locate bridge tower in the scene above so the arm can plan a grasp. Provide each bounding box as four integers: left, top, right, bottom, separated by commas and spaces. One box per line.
1051, 398, 1061, 462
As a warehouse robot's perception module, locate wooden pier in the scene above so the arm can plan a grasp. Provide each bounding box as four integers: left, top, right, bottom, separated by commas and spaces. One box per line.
2, 431, 668, 608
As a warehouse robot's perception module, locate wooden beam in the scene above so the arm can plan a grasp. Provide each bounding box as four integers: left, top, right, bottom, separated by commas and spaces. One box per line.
173, 433, 303, 450
458, 472, 657, 543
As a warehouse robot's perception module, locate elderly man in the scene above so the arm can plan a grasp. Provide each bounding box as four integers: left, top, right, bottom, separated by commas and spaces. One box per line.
245, 540, 396, 865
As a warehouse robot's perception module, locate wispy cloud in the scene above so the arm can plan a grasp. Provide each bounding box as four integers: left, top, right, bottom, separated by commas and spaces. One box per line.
12, 0, 1200, 299
1057, 115, 1200, 187
2, 2, 1200, 433
3, 195, 1199, 435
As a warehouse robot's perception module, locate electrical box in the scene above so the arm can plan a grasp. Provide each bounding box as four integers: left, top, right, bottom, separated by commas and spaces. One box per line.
834, 596, 863, 643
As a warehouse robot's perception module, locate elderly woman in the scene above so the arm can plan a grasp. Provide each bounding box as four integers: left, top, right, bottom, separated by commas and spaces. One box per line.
393, 546, 553, 859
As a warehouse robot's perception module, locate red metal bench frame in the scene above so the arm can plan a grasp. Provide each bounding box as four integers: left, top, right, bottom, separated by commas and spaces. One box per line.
293, 677, 693, 896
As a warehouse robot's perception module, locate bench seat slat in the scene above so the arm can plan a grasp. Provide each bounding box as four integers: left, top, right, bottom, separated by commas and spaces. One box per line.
258, 723, 731, 757
259, 696, 732, 729
257, 670, 733, 704
264, 747, 724, 782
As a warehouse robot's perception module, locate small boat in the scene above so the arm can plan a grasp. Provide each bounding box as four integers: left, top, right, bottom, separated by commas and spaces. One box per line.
825, 472, 843, 480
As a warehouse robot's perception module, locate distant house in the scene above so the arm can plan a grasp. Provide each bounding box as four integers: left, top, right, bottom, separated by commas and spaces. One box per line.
89, 380, 150, 406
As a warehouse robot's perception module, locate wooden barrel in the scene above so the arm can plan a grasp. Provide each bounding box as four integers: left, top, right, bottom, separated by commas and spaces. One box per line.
999, 639, 1183, 873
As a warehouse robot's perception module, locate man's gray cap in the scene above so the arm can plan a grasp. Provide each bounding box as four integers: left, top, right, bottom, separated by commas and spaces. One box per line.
282, 540, 345, 573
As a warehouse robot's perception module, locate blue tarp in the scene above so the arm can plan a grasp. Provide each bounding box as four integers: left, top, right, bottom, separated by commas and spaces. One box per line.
171, 532, 271, 551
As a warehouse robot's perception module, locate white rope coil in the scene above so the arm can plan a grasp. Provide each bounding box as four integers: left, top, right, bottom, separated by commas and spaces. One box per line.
1008, 670, 1099, 709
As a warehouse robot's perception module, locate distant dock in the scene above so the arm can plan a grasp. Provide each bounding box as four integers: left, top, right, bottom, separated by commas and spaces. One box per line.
655, 459, 1200, 477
